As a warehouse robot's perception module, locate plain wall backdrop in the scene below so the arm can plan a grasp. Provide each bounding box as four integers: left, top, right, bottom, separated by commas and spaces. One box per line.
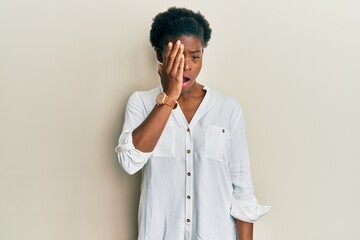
1, 0, 359, 239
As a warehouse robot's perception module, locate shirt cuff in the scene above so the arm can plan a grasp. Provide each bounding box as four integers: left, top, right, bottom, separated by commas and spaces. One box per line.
115, 131, 152, 164
230, 195, 271, 223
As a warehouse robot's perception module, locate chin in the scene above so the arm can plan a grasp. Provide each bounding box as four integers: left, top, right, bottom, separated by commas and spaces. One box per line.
181, 80, 196, 92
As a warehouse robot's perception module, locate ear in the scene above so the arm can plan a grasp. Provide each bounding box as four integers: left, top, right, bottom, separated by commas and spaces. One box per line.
156, 48, 163, 63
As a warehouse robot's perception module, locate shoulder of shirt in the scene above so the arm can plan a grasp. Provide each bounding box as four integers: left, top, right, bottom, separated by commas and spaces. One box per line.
205, 86, 242, 110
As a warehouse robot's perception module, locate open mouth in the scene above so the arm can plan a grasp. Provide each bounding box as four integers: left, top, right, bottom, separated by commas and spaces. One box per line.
182, 75, 190, 84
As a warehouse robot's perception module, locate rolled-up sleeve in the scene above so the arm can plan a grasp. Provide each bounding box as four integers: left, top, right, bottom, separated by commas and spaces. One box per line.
228, 100, 271, 223
115, 92, 152, 175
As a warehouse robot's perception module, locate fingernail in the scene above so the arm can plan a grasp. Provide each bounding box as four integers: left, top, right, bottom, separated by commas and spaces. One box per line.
176, 40, 181, 45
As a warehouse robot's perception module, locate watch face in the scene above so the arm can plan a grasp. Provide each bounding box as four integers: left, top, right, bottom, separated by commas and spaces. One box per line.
156, 92, 166, 104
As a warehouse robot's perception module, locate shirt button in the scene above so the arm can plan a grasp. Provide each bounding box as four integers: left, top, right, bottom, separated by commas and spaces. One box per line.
222, 128, 225, 133
187, 219, 191, 223
187, 149, 191, 154
187, 128, 190, 132
187, 195, 191, 199
187, 172, 191, 176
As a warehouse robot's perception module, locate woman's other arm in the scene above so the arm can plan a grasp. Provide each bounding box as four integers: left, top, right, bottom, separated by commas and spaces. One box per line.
236, 219, 253, 240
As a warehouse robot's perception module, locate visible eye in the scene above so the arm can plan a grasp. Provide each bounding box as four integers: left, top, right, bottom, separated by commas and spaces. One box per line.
192, 55, 200, 60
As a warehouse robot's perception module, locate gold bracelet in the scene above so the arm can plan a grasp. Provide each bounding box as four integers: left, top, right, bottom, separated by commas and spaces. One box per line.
164, 101, 178, 109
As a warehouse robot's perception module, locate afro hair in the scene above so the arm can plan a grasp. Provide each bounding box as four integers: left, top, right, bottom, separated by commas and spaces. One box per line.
150, 7, 212, 51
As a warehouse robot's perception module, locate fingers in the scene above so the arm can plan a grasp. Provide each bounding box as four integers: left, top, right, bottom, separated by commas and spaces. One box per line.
164, 40, 183, 75
163, 42, 172, 67
171, 43, 184, 76
160, 40, 184, 97
177, 55, 184, 78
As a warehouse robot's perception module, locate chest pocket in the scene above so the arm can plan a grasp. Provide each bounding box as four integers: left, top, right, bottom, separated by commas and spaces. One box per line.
204, 126, 229, 164
152, 121, 176, 157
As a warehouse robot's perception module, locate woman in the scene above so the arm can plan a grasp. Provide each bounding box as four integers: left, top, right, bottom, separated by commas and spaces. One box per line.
116, 7, 270, 240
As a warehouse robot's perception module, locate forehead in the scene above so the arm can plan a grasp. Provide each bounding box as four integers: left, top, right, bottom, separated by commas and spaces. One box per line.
168, 35, 203, 51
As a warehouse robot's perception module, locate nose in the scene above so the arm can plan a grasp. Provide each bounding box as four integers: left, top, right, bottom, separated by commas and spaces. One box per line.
184, 58, 191, 71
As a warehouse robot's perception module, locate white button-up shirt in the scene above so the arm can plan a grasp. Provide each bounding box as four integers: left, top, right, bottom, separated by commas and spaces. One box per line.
116, 86, 270, 240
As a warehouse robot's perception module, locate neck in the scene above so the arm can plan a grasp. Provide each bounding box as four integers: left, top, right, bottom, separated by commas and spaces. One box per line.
179, 82, 205, 101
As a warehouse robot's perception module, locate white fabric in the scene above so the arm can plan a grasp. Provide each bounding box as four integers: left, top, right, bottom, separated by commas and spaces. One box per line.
116, 86, 270, 240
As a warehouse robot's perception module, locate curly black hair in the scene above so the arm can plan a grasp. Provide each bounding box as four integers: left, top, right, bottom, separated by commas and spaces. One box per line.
150, 7, 212, 51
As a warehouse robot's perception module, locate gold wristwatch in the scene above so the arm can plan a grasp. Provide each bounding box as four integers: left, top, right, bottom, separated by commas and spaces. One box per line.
155, 92, 177, 109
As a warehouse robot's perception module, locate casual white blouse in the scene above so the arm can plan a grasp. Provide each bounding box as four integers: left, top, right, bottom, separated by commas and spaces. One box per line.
116, 85, 270, 240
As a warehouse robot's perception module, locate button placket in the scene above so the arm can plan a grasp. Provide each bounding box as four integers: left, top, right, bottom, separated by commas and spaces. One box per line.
185, 126, 193, 237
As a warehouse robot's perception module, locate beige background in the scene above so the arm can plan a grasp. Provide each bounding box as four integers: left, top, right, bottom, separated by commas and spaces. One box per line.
1, 0, 359, 239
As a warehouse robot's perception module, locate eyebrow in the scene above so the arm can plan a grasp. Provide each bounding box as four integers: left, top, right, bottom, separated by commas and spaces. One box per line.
189, 50, 202, 54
